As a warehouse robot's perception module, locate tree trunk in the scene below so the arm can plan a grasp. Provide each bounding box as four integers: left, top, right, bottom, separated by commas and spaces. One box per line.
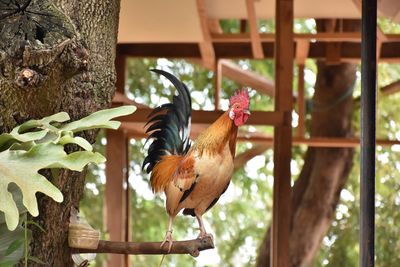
256, 61, 356, 267
0, 0, 120, 265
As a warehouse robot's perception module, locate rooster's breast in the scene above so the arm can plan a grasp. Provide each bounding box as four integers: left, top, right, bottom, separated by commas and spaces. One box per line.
181, 143, 234, 211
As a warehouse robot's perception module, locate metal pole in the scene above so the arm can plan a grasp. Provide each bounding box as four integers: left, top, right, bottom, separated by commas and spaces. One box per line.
361, 0, 376, 266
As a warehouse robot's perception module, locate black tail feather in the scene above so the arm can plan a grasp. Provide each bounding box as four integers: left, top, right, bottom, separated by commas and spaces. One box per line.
142, 69, 192, 173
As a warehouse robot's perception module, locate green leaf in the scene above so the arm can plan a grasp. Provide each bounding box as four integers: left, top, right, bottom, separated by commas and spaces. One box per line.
0, 106, 136, 231
0, 143, 105, 230
0, 223, 25, 266
0, 131, 48, 151
0, 261, 16, 267
11, 112, 70, 134
61, 105, 136, 132
0, 260, 14, 267
0, 112, 70, 151
58, 134, 93, 151
5, 239, 23, 256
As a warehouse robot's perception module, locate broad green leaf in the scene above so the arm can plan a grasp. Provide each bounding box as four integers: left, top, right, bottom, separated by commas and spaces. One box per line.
0, 143, 105, 230
58, 135, 93, 151
11, 112, 70, 134
0, 223, 25, 266
0, 261, 16, 267
0, 106, 135, 231
8, 141, 35, 152
61, 105, 136, 132
0, 112, 70, 151
5, 239, 23, 256
0, 131, 48, 151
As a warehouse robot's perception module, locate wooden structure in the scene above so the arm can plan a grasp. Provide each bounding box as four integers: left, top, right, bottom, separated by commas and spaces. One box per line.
102, 0, 400, 266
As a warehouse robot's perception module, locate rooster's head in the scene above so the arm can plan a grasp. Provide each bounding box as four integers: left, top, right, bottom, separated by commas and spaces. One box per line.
229, 89, 251, 126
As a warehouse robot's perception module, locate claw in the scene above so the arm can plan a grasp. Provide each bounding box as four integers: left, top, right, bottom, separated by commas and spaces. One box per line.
160, 230, 173, 253
197, 231, 213, 241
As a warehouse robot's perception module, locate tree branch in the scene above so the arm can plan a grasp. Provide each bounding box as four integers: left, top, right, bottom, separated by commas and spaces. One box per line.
71, 236, 215, 258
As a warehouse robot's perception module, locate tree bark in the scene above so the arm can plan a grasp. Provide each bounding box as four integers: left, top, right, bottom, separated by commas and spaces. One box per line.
256, 62, 356, 267
0, 0, 120, 266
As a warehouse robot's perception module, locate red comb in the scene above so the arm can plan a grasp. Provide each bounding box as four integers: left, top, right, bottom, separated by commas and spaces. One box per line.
229, 88, 250, 107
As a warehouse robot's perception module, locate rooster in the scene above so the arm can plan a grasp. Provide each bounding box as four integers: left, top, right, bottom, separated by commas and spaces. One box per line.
143, 69, 250, 251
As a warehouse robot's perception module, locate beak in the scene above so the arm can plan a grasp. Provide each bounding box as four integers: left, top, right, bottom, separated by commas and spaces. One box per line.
243, 109, 251, 115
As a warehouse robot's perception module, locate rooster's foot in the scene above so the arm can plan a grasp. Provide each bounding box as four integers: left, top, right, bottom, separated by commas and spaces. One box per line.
160, 230, 173, 252
197, 231, 213, 241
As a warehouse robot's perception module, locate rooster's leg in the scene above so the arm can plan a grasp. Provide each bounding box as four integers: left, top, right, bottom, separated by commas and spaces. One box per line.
160, 216, 174, 252
195, 214, 213, 240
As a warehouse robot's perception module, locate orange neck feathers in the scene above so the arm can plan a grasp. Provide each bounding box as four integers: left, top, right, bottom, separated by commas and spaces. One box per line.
192, 111, 238, 157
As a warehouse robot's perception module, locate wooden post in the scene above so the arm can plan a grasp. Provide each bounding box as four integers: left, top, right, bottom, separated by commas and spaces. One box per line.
105, 53, 129, 267
272, 0, 293, 267
105, 129, 128, 267
124, 137, 131, 267
361, 0, 377, 266
215, 59, 221, 110
297, 64, 305, 137
115, 54, 126, 95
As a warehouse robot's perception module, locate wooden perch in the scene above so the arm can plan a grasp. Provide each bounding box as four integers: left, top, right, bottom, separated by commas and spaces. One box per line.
71, 236, 214, 257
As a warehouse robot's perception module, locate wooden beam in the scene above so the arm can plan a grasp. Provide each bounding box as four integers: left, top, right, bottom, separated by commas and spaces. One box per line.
73, 236, 214, 257
211, 32, 400, 43
191, 58, 275, 97
272, 0, 293, 266
380, 80, 400, 95
117, 107, 284, 126
245, 136, 400, 148
245, 0, 264, 59
212, 32, 361, 43
105, 130, 128, 267
294, 137, 400, 148
121, 123, 400, 147
121, 122, 208, 139
117, 42, 400, 62
196, 0, 215, 69
220, 60, 275, 97
297, 64, 305, 137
